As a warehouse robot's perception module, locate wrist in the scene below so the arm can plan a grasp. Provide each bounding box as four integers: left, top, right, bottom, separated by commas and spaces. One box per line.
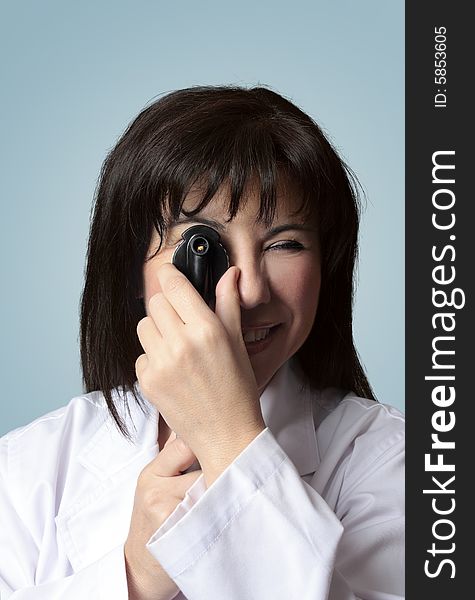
199, 422, 266, 487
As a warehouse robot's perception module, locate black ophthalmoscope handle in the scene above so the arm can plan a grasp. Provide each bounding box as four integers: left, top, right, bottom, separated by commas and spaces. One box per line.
171, 225, 229, 310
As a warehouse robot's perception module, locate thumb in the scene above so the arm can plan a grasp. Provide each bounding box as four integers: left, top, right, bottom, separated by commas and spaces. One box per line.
154, 433, 197, 477
164, 429, 177, 448
215, 266, 242, 341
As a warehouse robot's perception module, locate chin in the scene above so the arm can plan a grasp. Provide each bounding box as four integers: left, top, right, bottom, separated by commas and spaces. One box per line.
251, 354, 287, 396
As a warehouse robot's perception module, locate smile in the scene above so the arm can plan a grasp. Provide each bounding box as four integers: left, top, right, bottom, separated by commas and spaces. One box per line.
241, 324, 281, 354
243, 328, 271, 343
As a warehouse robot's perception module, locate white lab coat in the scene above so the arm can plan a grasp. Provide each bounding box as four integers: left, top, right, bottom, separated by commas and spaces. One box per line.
0, 359, 404, 599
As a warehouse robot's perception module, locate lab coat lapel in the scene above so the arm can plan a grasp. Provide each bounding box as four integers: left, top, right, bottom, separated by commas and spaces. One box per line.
259, 359, 320, 478
55, 398, 160, 572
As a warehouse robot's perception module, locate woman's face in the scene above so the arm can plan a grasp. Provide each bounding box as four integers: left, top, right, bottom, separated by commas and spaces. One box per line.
142, 178, 321, 394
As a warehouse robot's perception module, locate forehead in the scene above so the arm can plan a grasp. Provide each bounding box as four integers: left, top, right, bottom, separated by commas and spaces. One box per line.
179, 172, 309, 224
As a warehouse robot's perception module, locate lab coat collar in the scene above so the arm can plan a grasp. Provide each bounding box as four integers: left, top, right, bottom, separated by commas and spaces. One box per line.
59, 359, 320, 570
259, 358, 320, 477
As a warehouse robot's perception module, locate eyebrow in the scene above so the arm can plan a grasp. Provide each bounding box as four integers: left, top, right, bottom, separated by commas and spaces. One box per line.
267, 223, 317, 237
173, 216, 226, 232
172, 216, 316, 238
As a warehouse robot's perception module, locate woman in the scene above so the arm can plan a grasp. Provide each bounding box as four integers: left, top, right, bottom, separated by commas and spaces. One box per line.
0, 85, 404, 599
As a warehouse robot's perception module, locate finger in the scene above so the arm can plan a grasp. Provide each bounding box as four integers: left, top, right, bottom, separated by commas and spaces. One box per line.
148, 291, 184, 338
135, 353, 148, 379
157, 263, 212, 324
169, 469, 203, 498
215, 267, 243, 342
140, 467, 203, 504
136, 315, 162, 356
164, 432, 199, 478
150, 436, 198, 478
163, 429, 177, 448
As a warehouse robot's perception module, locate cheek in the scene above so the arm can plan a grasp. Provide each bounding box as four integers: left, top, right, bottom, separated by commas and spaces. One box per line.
268, 255, 321, 320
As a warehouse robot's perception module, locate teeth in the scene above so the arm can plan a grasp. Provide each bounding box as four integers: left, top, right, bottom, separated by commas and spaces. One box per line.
243, 328, 270, 343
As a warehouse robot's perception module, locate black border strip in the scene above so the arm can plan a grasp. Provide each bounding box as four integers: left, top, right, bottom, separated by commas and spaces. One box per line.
406, 3, 471, 596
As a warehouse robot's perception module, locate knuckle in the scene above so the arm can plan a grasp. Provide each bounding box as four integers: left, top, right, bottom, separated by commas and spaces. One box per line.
136, 316, 151, 337
136, 465, 152, 489
136, 477, 151, 504
197, 320, 220, 346
135, 353, 147, 373
156, 501, 178, 523
139, 485, 178, 520
137, 472, 163, 504
171, 337, 188, 361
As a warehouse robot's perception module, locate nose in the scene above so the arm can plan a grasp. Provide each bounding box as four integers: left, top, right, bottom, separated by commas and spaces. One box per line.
234, 257, 271, 310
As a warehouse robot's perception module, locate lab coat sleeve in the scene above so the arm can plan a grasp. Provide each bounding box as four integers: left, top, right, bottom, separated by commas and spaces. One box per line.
147, 427, 343, 599
0, 438, 129, 599
146, 427, 404, 600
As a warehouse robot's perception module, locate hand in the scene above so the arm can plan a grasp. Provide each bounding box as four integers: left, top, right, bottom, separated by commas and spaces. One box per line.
135, 264, 266, 481
125, 431, 202, 600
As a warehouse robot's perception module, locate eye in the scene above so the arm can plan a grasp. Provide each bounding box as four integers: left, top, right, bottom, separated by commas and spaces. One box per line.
265, 240, 305, 252
163, 229, 184, 248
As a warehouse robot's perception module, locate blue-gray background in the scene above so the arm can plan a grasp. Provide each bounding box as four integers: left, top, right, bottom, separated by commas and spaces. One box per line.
0, 0, 404, 436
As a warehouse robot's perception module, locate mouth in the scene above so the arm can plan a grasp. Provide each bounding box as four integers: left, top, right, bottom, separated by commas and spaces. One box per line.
241, 324, 282, 355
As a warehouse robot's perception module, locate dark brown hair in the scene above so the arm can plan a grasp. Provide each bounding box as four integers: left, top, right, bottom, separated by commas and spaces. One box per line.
80, 84, 375, 436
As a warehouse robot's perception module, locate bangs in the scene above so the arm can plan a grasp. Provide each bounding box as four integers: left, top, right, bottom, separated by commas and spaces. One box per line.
149, 144, 316, 250
125, 87, 329, 254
